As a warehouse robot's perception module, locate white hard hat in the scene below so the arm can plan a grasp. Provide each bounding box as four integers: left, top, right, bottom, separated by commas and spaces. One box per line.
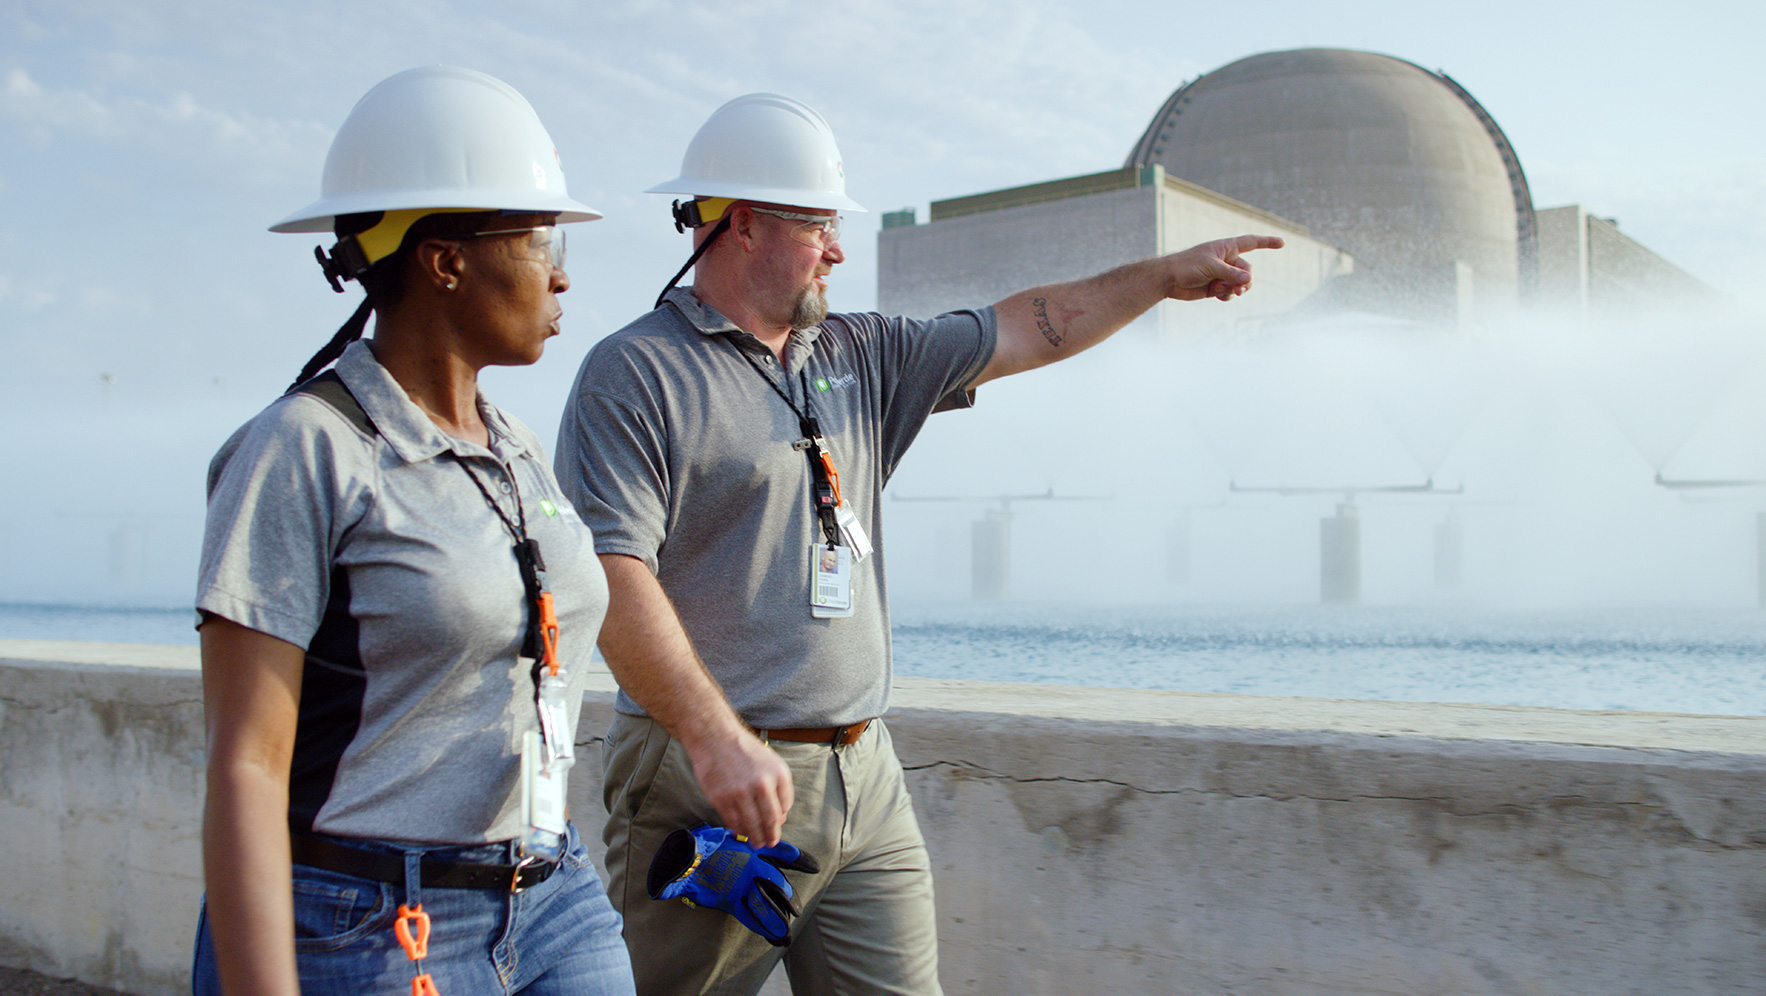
647, 93, 867, 214
271, 65, 601, 234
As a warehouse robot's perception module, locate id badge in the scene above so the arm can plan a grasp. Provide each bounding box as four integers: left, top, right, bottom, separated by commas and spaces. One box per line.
834, 504, 872, 561
810, 543, 855, 618
536, 672, 576, 765
520, 730, 568, 860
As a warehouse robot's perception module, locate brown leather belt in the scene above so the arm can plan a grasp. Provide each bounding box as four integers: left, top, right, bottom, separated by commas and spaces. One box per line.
760, 719, 872, 746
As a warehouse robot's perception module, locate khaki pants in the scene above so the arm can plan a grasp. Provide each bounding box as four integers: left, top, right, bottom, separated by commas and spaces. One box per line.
600, 713, 942, 996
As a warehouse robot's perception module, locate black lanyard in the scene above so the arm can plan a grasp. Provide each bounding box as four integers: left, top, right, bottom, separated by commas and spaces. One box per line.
727, 337, 844, 547
457, 457, 561, 694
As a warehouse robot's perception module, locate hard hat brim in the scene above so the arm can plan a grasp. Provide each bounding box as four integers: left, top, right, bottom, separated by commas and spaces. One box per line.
270, 190, 603, 233
645, 178, 867, 215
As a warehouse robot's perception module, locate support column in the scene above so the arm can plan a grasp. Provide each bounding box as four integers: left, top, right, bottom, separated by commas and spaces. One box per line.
1435, 514, 1463, 588
972, 509, 1011, 600
1321, 503, 1361, 603
1757, 511, 1766, 610
1166, 516, 1190, 586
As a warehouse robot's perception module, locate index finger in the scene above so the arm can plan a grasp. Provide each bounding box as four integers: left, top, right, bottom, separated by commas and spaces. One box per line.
1226, 234, 1284, 255
750, 786, 786, 848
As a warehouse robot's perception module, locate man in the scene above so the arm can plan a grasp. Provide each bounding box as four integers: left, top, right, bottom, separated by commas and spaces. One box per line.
555, 92, 1281, 995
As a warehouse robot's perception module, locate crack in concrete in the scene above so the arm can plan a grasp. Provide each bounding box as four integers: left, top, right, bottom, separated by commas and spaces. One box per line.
904, 758, 1765, 850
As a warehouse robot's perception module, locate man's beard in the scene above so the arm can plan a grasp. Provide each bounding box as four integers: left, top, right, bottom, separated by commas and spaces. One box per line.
789, 284, 829, 331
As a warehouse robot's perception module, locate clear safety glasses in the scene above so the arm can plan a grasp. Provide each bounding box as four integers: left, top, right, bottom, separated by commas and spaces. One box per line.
750, 207, 842, 250
460, 225, 567, 270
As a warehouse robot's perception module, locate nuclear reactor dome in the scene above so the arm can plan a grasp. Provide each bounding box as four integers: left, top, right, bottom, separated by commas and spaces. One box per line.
1127, 48, 1535, 318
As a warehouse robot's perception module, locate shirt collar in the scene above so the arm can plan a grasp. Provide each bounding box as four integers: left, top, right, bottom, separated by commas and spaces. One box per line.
332, 340, 532, 465
665, 287, 827, 371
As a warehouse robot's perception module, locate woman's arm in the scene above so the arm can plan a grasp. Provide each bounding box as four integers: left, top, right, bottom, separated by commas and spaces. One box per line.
199, 616, 306, 996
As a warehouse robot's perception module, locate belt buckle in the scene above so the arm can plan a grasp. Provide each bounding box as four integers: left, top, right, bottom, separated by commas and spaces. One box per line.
830, 725, 849, 746
510, 854, 540, 894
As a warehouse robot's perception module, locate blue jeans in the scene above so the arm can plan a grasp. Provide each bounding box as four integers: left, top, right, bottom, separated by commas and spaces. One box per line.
192, 822, 634, 995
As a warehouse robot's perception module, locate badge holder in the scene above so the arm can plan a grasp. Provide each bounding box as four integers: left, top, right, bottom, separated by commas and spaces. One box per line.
515, 538, 572, 864
810, 543, 854, 619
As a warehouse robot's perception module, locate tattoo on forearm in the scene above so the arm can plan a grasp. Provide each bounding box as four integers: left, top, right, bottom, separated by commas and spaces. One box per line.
1032, 297, 1063, 347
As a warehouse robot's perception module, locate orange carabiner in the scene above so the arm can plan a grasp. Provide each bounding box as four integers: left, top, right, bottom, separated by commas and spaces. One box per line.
535, 591, 561, 675
395, 904, 430, 961
412, 973, 441, 996
817, 450, 842, 508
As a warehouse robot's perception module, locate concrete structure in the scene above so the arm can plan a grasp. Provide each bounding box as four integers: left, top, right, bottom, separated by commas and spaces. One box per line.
6, 640, 1765, 995
1127, 48, 1532, 324
1536, 204, 1711, 321
879, 48, 1709, 333
878, 164, 1353, 339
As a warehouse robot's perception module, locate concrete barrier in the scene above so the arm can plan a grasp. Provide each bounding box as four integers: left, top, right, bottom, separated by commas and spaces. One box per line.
3, 639, 1763, 995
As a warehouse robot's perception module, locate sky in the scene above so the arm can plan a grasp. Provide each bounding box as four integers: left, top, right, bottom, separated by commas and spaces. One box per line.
3, 0, 1764, 607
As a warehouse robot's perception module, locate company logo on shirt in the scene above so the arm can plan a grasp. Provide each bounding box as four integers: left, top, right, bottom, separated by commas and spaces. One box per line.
815, 374, 858, 392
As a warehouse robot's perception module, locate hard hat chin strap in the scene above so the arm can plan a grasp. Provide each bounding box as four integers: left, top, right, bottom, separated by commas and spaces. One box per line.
288, 296, 375, 393
654, 214, 732, 311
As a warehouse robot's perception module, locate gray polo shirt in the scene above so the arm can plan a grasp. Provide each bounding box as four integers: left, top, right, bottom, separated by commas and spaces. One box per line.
555, 288, 995, 728
196, 340, 607, 844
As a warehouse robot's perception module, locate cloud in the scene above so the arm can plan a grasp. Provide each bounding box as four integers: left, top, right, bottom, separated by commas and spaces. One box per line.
2, 66, 115, 145
0, 65, 329, 169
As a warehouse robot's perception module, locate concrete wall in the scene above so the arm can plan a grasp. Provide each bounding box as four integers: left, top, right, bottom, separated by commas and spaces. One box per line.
1534, 204, 1712, 322
4, 640, 1764, 995
878, 180, 1160, 320
877, 165, 1351, 340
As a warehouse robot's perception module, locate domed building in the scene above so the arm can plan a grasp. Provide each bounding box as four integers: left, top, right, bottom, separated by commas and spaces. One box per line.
878, 47, 1701, 334
1125, 48, 1535, 322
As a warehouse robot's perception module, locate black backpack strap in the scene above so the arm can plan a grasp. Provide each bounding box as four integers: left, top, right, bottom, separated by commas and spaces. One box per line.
291, 369, 378, 438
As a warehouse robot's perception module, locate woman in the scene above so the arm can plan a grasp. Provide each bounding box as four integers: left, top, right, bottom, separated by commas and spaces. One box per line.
192, 66, 633, 995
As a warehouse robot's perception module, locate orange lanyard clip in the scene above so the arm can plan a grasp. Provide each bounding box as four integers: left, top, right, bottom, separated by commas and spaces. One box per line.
535, 590, 561, 676
396, 904, 440, 996
816, 450, 842, 508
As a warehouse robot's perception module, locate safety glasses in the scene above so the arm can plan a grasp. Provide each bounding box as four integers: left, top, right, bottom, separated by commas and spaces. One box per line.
749, 207, 842, 250
459, 225, 567, 270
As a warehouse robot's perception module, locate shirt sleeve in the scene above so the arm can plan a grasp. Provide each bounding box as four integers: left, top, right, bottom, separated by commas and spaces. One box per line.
193, 397, 370, 648
838, 306, 998, 480
554, 343, 673, 574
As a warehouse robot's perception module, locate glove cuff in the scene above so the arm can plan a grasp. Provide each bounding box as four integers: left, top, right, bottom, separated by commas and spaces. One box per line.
646, 827, 703, 899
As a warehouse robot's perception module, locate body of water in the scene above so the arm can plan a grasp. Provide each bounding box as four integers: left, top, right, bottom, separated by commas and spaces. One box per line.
4, 602, 1762, 716
890, 602, 1766, 716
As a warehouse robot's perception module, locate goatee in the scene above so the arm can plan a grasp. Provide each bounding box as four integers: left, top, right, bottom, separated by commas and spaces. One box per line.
790, 286, 829, 331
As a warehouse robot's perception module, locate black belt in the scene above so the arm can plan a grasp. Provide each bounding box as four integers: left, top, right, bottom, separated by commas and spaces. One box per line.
291, 832, 559, 893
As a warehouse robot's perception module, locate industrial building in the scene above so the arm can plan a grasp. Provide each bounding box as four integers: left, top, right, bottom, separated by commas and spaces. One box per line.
879, 48, 1705, 333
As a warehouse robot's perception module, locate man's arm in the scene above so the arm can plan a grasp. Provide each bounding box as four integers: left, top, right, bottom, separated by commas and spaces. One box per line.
974, 235, 1285, 387
597, 553, 794, 847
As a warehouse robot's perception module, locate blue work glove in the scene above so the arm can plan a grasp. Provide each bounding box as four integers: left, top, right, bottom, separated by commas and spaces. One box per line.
646, 825, 821, 946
